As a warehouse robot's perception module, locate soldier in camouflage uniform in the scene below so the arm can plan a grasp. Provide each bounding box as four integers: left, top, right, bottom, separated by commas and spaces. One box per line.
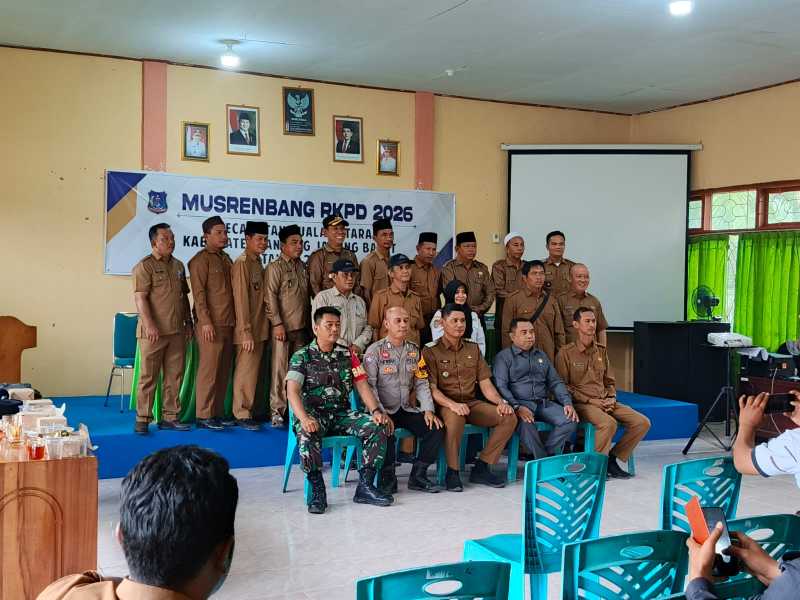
286, 305, 395, 514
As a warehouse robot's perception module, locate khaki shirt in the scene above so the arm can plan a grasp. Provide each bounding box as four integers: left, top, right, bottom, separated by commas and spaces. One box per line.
491, 258, 525, 300
423, 336, 491, 403
409, 257, 441, 318
543, 257, 576, 297
500, 287, 565, 363
311, 287, 372, 351
37, 571, 192, 600
368, 286, 424, 347
360, 250, 391, 305
188, 248, 234, 327
440, 258, 495, 314
265, 254, 309, 332
306, 243, 360, 296
557, 290, 608, 345
364, 337, 433, 413
132, 253, 190, 338
231, 251, 270, 344
554, 340, 616, 406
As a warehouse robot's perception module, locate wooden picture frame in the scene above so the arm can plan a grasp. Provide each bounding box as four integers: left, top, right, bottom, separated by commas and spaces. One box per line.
226, 104, 261, 156
333, 115, 364, 163
181, 121, 210, 162
283, 87, 315, 136
377, 139, 399, 176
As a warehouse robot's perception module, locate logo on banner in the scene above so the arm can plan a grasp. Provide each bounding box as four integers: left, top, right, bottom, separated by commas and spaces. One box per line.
147, 190, 168, 214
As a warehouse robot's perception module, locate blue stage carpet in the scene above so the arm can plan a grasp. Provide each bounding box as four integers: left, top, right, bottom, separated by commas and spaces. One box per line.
55, 396, 288, 480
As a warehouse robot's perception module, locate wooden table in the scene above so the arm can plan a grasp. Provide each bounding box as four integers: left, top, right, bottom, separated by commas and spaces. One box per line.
0, 447, 98, 599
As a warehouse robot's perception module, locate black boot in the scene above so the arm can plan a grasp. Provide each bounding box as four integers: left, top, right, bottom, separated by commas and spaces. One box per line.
607, 455, 633, 479
354, 468, 394, 507
445, 468, 463, 492
408, 461, 440, 493
307, 471, 327, 514
469, 459, 506, 488
379, 465, 398, 495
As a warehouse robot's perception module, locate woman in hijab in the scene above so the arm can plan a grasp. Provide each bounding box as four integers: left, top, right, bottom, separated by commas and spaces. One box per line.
429, 279, 487, 356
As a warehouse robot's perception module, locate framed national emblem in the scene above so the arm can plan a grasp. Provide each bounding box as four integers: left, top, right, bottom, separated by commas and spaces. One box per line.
283, 87, 315, 135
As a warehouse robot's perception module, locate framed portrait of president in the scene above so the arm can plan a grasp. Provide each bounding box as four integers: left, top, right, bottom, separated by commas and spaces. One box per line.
283, 87, 315, 135
333, 115, 363, 163
226, 104, 260, 156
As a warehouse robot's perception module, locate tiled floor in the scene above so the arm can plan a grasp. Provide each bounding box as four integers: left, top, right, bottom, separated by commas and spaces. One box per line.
96, 434, 798, 599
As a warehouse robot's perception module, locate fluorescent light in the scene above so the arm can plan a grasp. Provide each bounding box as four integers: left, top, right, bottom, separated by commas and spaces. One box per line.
669, 1, 693, 16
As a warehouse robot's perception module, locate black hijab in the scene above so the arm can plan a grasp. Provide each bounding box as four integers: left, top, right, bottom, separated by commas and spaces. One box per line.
443, 279, 474, 339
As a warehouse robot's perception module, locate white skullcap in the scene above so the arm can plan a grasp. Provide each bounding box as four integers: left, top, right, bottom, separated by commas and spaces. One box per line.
504, 232, 523, 246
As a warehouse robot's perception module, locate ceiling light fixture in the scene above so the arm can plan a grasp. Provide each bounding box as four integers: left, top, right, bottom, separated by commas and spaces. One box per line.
669, 1, 693, 16
220, 40, 240, 69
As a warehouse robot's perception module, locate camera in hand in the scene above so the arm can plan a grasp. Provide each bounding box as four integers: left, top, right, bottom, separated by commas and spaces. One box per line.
765, 393, 796, 414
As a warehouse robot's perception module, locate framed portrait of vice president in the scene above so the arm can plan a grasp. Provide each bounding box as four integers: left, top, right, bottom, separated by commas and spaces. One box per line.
333, 115, 363, 163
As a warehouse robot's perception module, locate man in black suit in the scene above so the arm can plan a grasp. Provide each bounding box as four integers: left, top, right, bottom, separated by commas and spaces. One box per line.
230, 112, 256, 146
336, 122, 360, 154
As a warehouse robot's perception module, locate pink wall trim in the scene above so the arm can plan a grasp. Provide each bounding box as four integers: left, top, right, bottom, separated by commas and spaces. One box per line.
141, 61, 167, 171
414, 91, 434, 190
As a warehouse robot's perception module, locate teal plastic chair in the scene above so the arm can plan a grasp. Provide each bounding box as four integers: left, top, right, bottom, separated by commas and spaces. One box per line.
435, 424, 490, 485
356, 561, 511, 599
659, 456, 742, 532
104, 312, 139, 412
561, 529, 689, 599
463, 452, 608, 600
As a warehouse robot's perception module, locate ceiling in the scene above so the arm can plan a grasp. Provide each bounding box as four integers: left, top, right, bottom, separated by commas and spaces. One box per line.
4, 0, 800, 114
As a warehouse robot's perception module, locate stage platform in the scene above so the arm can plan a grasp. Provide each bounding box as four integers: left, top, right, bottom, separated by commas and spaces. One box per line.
57, 391, 698, 480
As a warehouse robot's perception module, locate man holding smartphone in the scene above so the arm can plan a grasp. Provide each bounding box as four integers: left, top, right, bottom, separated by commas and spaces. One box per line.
685, 391, 800, 599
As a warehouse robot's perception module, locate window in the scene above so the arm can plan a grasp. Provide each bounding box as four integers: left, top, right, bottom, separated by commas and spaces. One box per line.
710, 190, 757, 231
767, 190, 800, 225
688, 198, 703, 230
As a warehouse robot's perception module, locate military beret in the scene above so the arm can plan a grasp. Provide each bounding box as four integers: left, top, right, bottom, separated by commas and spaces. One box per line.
389, 253, 412, 268
202, 216, 225, 234
322, 214, 349, 228
278, 224, 302, 243
372, 218, 393, 234
331, 259, 358, 273
455, 231, 476, 246
418, 232, 438, 245
244, 221, 268, 235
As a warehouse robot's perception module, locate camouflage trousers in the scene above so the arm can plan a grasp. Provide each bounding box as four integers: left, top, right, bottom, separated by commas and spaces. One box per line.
293, 409, 390, 474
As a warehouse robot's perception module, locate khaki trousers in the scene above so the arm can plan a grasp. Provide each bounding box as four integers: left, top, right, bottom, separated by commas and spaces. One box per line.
232, 341, 265, 420
269, 329, 308, 416
195, 326, 234, 419
439, 400, 518, 468
573, 401, 651, 461
136, 333, 185, 423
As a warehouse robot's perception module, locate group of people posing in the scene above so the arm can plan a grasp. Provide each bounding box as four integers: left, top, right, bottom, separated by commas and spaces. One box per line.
131, 215, 650, 514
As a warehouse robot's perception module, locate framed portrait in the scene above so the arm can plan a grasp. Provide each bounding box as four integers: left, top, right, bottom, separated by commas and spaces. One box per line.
283, 87, 315, 136
377, 139, 399, 176
333, 115, 363, 163
226, 104, 260, 156
181, 122, 210, 162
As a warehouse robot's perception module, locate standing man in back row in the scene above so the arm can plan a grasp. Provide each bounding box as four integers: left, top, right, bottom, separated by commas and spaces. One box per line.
543, 230, 575, 297
360, 218, 394, 308
441, 231, 495, 327
307, 214, 359, 298
492, 232, 526, 342
410, 231, 441, 346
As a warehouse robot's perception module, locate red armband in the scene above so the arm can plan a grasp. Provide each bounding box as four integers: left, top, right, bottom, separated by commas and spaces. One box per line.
350, 350, 367, 382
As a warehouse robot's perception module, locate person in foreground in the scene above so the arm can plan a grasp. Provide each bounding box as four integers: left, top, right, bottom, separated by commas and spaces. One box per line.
286, 306, 395, 514
38, 445, 238, 600
685, 391, 800, 599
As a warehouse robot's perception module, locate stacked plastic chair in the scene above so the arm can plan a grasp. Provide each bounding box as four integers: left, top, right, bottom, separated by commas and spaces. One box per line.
356, 561, 511, 599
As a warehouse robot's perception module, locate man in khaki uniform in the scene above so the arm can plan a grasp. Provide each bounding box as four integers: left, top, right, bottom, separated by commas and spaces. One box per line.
311, 259, 372, 354
306, 214, 359, 297
557, 263, 608, 346
440, 231, 495, 324
231, 221, 270, 431
555, 306, 650, 479
423, 303, 517, 492
543, 230, 575, 297
410, 231, 441, 346
501, 260, 565, 362
131, 223, 192, 434
368, 254, 424, 346
360, 218, 393, 307
265, 224, 310, 427
491, 232, 525, 341
188, 216, 235, 431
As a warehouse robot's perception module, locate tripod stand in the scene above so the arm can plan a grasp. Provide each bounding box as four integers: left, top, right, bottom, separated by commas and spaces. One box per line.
682, 345, 744, 455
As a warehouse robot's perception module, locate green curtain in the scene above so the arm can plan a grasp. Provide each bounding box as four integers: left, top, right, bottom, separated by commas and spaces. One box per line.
734, 231, 800, 350
686, 235, 728, 319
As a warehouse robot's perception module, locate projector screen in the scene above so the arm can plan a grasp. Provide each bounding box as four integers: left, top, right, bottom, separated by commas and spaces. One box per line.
508, 151, 689, 329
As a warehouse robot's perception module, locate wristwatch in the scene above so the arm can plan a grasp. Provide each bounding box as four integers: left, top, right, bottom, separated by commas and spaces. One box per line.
371, 407, 383, 415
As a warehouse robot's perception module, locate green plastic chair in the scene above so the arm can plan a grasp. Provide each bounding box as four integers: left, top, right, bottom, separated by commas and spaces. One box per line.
561, 529, 689, 599
104, 312, 138, 412
463, 452, 607, 600
435, 424, 490, 485
659, 456, 742, 533
356, 561, 511, 599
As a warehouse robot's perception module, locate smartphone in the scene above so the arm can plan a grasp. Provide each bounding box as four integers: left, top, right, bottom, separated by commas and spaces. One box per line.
701, 507, 739, 577
765, 393, 796, 414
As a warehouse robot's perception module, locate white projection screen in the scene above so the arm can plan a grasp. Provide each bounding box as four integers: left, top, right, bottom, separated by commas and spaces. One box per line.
508, 150, 690, 329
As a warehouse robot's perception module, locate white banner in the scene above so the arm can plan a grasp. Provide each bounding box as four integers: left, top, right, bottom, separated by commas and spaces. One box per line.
104, 170, 456, 275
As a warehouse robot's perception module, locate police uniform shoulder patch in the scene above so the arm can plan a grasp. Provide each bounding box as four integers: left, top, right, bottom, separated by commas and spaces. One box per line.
425, 340, 438, 348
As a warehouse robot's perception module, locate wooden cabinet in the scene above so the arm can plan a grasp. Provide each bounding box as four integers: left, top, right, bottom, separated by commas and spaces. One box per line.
0, 454, 98, 599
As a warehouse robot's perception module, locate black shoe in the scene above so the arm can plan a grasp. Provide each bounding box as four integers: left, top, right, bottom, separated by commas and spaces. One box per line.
196, 417, 224, 431
236, 418, 261, 431
134, 421, 149, 435
408, 461, 440, 493
445, 468, 463, 492
469, 459, 506, 488
607, 456, 633, 479
307, 471, 327, 514
220, 417, 237, 427
353, 468, 394, 506
397, 451, 416, 465
379, 467, 398, 495
157, 419, 191, 431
